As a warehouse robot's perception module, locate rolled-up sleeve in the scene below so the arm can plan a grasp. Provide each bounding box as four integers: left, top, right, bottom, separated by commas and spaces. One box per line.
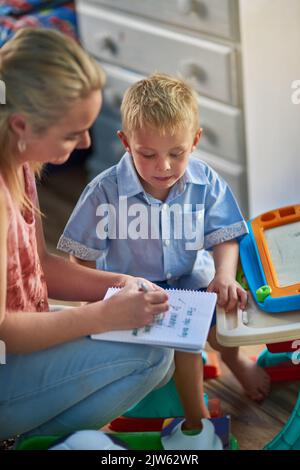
57, 182, 109, 261
203, 167, 248, 250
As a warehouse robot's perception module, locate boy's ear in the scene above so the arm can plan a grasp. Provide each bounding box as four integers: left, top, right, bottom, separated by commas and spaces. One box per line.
191, 128, 202, 151
117, 130, 131, 153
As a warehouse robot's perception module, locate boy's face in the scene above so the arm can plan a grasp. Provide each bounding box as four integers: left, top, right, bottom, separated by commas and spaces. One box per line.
118, 125, 201, 201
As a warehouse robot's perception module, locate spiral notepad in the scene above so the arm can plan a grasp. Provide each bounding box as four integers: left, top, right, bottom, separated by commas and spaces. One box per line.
91, 288, 217, 352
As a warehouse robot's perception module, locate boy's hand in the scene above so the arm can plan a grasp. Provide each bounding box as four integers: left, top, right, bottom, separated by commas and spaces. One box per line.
207, 271, 247, 313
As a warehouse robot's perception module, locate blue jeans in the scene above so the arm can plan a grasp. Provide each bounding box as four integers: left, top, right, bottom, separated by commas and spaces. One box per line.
0, 337, 173, 440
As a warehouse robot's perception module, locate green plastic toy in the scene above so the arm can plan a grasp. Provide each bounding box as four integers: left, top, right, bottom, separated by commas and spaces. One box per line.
16, 431, 239, 451
236, 268, 249, 290
256, 285, 272, 303
125, 378, 208, 419
125, 352, 208, 419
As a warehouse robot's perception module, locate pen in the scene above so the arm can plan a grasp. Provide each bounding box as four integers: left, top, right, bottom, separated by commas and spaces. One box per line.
137, 280, 150, 293
137, 280, 164, 322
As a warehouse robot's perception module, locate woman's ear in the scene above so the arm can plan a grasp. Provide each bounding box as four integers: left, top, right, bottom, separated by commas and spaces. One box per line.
117, 130, 131, 154
191, 128, 202, 151
8, 114, 27, 139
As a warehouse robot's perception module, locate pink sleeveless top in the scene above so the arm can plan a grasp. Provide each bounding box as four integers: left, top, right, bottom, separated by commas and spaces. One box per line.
1, 164, 49, 313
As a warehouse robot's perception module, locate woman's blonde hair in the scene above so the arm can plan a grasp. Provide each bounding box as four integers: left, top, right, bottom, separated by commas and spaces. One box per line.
0, 28, 105, 208
121, 73, 199, 136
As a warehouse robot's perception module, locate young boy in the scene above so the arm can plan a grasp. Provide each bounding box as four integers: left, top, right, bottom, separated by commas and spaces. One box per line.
58, 73, 270, 448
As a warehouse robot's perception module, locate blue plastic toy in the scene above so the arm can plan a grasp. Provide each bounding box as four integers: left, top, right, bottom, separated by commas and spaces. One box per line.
264, 393, 300, 450
240, 207, 300, 313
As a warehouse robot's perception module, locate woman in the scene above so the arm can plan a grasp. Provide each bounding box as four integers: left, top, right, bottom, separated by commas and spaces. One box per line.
0, 28, 173, 440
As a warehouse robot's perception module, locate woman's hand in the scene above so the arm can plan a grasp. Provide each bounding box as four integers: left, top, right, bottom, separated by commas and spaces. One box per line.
115, 276, 164, 292
207, 270, 247, 313
101, 280, 169, 331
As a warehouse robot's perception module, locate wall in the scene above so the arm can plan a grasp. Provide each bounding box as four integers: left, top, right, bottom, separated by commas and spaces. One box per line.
239, 0, 300, 217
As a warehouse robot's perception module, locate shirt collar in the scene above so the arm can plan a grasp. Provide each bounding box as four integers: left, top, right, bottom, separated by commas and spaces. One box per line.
184, 156, 210, 185
116, 153, 209, 199
117, 152, 146, 198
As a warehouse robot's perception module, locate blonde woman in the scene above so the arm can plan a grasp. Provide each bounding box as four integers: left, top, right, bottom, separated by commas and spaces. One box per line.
0, 29, 173, 441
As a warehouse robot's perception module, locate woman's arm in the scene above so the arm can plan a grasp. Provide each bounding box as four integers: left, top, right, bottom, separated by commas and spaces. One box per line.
0, 200, 168, 353
0, 302, 105, 353
0, 192, 102, 352
0, 283, 169, 354
35, 210, 128, 301
70, 255, 96, 270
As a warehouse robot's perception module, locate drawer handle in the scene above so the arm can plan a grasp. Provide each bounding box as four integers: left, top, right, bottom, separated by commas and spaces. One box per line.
96, 34, 118, 56
180, 62, 206, 84
177, 0, 207, 17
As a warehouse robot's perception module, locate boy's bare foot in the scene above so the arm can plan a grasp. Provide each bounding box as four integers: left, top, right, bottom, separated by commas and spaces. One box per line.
221, 353, 271, 402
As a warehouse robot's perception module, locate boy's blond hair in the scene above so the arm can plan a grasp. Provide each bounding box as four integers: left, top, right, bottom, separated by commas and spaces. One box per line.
121, 73, 199, 136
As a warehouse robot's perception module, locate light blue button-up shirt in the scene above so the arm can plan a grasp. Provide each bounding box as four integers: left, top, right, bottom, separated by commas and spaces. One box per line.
58, 153, 248, 289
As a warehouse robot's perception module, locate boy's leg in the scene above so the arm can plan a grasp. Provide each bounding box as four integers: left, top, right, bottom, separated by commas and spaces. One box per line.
173, 350, 210, 431
0, 338, 173, 439
208, 326, 270, 402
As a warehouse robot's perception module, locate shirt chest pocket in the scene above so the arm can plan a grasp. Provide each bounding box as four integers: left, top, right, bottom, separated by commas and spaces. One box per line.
182, 209, 205, 251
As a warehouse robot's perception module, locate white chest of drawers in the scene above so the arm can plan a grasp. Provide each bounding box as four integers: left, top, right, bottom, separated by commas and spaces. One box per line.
76, 0, 248, 214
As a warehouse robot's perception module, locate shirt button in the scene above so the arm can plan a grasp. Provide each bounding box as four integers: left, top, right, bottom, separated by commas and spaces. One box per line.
166, 272, 172, 280
162, 204, 168, 211
164, 240, 170, 247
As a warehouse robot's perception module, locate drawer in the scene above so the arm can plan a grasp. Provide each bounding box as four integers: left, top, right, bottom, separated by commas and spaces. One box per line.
194, 150, 248, 215
77, 3, 239, 105
87, 0, 239, 40
100, 63, 245, 163
198, 96, 245, 164
101, 64, 142, 119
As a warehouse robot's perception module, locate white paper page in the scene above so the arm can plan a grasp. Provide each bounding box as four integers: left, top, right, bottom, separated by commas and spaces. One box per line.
92, 288, 217, 351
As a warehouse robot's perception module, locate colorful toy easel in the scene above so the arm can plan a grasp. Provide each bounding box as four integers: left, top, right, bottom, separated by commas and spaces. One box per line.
218, 205, 300, 449
239, 204, 300, 313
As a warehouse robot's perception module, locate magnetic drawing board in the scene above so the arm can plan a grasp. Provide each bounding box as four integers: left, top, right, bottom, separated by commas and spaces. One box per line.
240, 205, 300, 313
